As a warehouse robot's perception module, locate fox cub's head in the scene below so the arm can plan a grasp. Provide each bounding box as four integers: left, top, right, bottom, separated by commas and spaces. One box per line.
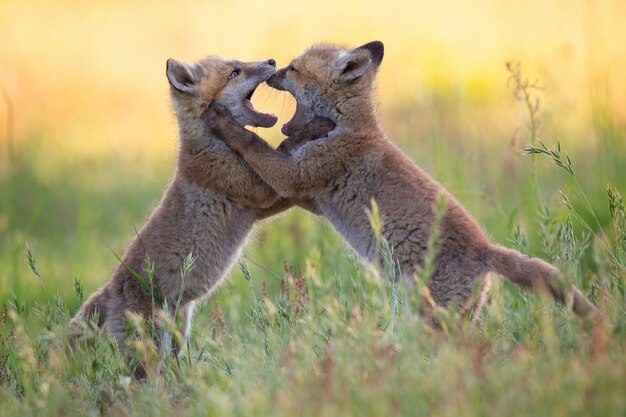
267, 41, 384, 136
166, 56, 278, 128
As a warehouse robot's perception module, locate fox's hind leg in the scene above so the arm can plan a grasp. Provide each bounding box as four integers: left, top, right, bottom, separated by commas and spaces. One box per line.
170, 301, 196, 358
460, 273, 492, 322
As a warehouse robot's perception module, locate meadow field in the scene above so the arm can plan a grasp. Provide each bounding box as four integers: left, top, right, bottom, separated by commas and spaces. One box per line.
1, 0, 626, 415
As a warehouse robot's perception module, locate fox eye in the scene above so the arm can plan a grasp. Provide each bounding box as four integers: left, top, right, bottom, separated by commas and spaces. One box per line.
228, 69, 240, 80
288, 64, 298, 73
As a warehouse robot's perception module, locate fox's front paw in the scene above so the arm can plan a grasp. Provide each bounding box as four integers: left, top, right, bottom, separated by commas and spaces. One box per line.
203, 103, 238, 135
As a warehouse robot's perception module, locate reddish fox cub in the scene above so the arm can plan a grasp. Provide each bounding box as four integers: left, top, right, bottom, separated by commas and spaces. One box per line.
70, 55, 333, 352
205, 41, 602, 321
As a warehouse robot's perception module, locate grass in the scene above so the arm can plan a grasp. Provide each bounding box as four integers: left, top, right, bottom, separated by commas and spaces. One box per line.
1, 59, 626, 415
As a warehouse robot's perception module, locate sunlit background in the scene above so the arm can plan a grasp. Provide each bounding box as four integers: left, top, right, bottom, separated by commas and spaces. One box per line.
1, 0, 625, 306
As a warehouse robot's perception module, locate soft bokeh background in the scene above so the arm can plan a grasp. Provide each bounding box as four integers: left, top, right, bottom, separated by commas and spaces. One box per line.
1, 2, 626, 415
1, 0, 625, 309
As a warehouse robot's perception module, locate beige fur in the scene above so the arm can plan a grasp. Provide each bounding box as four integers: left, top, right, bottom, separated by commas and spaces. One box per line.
206, 41, 602, 321
70, 55, 333, 350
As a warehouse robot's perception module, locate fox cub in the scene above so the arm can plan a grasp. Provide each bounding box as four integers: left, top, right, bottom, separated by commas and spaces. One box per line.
70, 55, 332, 350
206, 41, 602, 320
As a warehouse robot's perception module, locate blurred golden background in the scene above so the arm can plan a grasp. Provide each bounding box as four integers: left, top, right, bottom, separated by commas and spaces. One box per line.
2, 3, 626, 412
1, 0, 625, 162
1, 0, 625, 302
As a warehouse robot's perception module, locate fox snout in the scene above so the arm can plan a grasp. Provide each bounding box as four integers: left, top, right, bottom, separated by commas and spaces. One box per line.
267, 68, 287, 90
259, 59, 276, 71
238, 59, 277, 82
252, 59, 277, 81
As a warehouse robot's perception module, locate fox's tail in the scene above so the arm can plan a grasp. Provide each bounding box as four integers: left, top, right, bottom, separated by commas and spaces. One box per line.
487, 244, 603, 320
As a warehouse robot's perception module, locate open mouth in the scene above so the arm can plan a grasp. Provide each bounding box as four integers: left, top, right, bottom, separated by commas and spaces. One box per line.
243, 85, 278, 128
280, 100, 312, 136
266, 80, 314, 136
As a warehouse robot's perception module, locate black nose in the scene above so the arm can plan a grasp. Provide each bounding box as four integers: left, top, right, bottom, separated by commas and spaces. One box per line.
267, 59, 276, 67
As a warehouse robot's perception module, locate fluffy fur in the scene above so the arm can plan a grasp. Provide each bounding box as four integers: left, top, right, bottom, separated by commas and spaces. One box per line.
206, 41, 602, 320
70, 55, 333, 351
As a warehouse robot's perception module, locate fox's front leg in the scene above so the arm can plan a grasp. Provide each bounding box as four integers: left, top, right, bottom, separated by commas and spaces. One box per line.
258, 115, 332, 216
204, 103, 340, 198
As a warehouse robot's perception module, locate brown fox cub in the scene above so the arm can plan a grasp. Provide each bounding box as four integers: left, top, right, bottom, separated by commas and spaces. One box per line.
206, 41, 602, 320
70, 55, 333, 350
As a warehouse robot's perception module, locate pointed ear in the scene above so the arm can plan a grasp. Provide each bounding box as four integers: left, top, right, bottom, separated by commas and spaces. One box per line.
333, 49, 372, 83
166, 58, 197, 95
355, 40, 384, 68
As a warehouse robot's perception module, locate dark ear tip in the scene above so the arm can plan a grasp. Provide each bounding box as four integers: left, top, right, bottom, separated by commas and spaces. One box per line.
371, 40, 384, 50
357, 41, 384, 66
